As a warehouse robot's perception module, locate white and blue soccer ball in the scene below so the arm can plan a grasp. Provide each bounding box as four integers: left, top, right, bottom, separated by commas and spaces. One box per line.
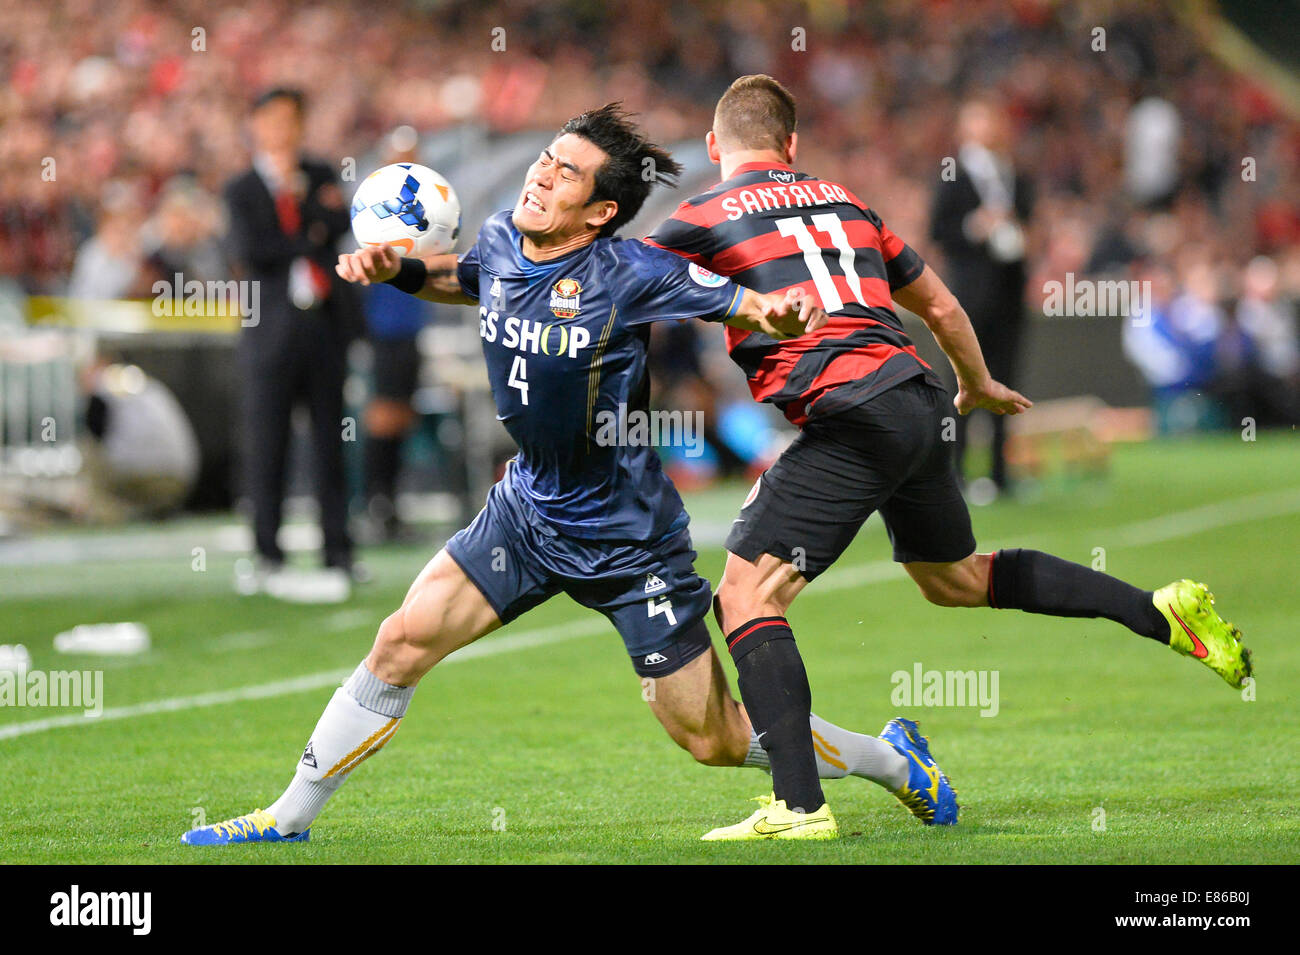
349, 162, 460, 256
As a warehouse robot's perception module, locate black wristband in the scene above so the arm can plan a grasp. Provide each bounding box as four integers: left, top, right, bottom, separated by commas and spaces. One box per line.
384, 257, 428, 295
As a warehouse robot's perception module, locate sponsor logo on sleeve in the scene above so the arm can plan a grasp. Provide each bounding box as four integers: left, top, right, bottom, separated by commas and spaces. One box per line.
688, 262, 727, 288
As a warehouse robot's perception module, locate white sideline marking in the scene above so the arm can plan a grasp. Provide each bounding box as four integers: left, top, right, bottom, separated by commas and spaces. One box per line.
325, 608, 379, 631
809, 487, 1300, 592
0, 618, 609, 741
3, 487, 1297, 742
205, 631, 276, 653
1104, 487, 1300, 547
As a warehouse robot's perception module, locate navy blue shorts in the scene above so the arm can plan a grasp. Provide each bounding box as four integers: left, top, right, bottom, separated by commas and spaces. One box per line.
445, 474, 713, 677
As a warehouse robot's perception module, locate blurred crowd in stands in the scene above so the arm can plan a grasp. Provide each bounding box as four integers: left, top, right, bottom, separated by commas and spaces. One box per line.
2, 0, 1297, 435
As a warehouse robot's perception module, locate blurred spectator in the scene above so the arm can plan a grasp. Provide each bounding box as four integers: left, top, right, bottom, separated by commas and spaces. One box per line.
1126, 249, 1300, 432
142, 177, 230, 284
1217, 255, 1300, 426
67, 185, 151, 300
929, 96, 1033, 497
1237, 256, 1300, 382
1168, 251, 1227, 384
224, 87, 357, 593
1125, 96, 1181, 209
81, 359, 200, 519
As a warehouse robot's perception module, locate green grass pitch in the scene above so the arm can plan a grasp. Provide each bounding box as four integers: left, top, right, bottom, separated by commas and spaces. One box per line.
3, 434, 1297, 864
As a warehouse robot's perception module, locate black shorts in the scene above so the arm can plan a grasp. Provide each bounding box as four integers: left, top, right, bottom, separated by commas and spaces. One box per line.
371, 338, 421, 401
726, 376, 976, 579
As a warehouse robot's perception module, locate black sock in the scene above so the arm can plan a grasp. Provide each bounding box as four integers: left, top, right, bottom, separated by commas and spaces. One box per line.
989, 549, 1169, 643
726, 617, 825, 812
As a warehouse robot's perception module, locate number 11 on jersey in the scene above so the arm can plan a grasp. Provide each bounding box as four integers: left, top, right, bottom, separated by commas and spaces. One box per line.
775, 212, 868, 313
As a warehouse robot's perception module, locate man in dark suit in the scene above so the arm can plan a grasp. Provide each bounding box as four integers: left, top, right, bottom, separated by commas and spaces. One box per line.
929, 97, 1033, 497
225, 88, 358, 592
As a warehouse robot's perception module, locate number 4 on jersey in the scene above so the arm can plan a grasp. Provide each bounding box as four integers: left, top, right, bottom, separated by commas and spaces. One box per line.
509, 355, 529, 405
775, 212, 867, 313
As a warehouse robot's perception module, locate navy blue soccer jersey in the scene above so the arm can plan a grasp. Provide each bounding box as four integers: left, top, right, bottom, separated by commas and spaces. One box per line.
456, 210, 744, 541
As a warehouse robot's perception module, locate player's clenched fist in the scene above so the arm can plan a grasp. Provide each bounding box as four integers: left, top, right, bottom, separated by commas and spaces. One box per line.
781, 287, 829, 335
729, 285, 829, 340
336, 244, 401, 285
763, 286, 829, 339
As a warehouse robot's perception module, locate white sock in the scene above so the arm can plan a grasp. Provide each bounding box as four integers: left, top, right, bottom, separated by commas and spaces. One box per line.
266, 661, 413, 834
743, 713, 909, 792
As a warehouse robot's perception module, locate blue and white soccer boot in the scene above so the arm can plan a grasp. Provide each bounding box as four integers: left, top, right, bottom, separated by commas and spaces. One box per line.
180, 809, 309, 845
880, 718, 959, 826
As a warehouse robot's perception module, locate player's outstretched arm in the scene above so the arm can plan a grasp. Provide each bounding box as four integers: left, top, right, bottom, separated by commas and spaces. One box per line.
336, 244, 477, 305
891, 265, 1032, 417
726, 286, 828, 340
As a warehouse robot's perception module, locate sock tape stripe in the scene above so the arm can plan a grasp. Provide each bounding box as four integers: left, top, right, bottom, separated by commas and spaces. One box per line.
324, 717, 399, 779
726, 619, 788, 650
333, 721, 402, 777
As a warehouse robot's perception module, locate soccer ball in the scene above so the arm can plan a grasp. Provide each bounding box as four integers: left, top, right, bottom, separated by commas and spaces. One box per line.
349, 162, 460, 256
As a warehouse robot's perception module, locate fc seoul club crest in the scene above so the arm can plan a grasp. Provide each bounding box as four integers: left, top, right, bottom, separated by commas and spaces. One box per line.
549, 278, 582, 318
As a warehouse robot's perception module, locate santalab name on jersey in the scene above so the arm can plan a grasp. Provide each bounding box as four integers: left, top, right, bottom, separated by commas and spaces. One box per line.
478, 307, 591, 359
721, 179, 855, 221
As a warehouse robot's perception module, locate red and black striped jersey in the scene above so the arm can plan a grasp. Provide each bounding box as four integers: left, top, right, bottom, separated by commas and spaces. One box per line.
645, 161, 941, 427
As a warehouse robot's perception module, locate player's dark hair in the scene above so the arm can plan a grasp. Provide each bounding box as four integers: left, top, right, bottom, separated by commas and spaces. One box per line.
252, 87, 306, 115
559, 103, 682, 237
713, 74, 798, 153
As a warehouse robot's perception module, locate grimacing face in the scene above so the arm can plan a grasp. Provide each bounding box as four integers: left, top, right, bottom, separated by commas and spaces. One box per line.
512, 133, 615, 244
